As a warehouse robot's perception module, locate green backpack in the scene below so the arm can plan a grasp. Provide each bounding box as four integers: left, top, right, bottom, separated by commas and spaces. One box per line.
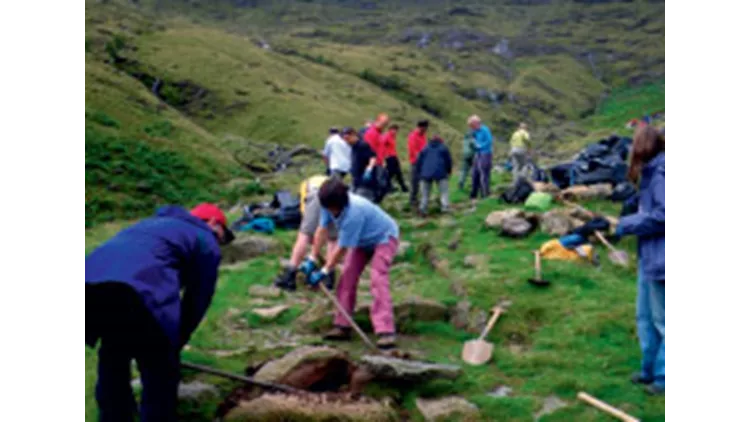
524, 192, 554, 211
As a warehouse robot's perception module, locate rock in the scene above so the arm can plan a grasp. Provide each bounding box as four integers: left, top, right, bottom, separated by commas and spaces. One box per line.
487, 385, 513, 398
533, 182, 560, 195
221, 235, 282, 265
438, 217, 457, 228
560, 183, 613, 201
541, 210, 575, 236
178, 381, 220, 402
224, 393, 396, 422
501, 217, 534, 238
534, 395, 568, 421
397, 241, 412, 257
393, 297, 449, 323
463, 254, 489, 269
416, 396, 480, 422
359, 355, 462, 383
248, 285, 283, 299
450, 299, 471, 330
485, 209, 526, 230
248, 298, 271, 307
253, 346, 352, 390
295, 300, 333, 331
252, 305, 289, 320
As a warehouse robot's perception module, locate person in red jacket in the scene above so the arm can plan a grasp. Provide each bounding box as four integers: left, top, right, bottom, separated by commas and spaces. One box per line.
364, 113, 389, 165
407, 119, 429, 206
382, 124, 409, 193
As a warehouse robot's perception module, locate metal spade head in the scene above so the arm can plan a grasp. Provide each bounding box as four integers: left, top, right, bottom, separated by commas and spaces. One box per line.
608, 249, 630, 267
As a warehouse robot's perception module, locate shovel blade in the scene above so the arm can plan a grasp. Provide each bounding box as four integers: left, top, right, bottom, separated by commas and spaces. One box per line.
462, 339, 494, 365
609, 250, 630, 267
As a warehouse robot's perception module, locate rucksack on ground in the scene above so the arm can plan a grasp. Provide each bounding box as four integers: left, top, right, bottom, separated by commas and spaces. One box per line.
524, 192, 553, 211
501, 178, 534, 204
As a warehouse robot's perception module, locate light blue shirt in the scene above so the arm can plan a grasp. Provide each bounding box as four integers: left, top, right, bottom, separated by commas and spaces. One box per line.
320, 194, 399, 248
473, 124, 493, 154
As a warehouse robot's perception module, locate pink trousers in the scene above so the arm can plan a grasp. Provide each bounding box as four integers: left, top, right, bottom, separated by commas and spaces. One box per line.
333, 237, 398, 334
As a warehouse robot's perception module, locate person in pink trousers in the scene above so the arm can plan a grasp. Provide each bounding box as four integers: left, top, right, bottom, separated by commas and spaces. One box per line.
309, 178, 400, 349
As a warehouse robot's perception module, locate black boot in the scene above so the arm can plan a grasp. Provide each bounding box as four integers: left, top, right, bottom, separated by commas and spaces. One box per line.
273, 267, 298, 292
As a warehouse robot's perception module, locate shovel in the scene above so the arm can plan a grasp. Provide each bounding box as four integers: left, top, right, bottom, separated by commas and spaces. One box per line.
577, 392, 640, 422
528, 250, 551, 287
462, 306, 504, 365
560, 199, 630, 267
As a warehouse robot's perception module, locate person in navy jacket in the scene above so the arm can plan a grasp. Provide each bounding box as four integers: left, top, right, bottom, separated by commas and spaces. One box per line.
614, 125, 665, 396
86, 203, 234, 422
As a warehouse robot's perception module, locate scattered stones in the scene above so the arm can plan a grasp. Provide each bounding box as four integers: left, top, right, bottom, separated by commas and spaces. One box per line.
248, 285, 283, 299
397, 241, 412, 257
248, 298, 272, 307
416, 396, 480, 422
359, 355, 462, 383
559, 183, 613, 201
251, 305, 289, 320
463, 254, 489, 269
449, 299, 472, 330
178, 381, 220, 402
295, 300, 333, 331
487, 385, 513, 398
534, 395, 568, 421
541, 210, 576, 236
252, 346, 352, 390
221, 235, 282, 265
438, 217, 457, 228
224, 393, 397, 422
394, 297, 449, 323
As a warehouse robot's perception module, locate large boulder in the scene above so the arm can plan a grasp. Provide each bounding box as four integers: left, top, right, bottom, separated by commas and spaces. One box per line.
359, 355, 462, 383
532, 182, 561, 195
224, 393, 397, 422
500, 217, 534, 238
484, 209, 526, 230
416, 396, 480, 422
252, 346, 353, 390
221, 235, 282, 265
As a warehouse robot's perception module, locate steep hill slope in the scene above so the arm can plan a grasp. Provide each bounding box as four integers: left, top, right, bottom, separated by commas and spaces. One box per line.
85, 0, 664, 226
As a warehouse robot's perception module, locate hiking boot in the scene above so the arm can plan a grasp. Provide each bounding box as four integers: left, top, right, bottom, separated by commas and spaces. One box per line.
273, 267, 297, 292
376, 334, 397, 350
631, 373, 654, 385
323, 326, 352, 341
644, 383, 665, 396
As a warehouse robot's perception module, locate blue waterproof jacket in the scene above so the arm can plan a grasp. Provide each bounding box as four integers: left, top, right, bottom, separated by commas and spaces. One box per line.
617, 153, 665, 281
473, 124, 494, 154
416, 139, 453, 181
86, 206, 222, 348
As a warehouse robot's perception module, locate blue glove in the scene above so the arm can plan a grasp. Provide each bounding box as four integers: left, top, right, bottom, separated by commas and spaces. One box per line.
610, 226, 624, 244
363, 168, 373, 182
308, 269, 331, 288
298, 256, 318, 277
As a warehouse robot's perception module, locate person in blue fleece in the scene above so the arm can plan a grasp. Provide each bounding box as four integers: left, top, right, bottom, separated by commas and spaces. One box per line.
86, 203, 234, 422
614, 125, 666, 396
467, 114, 494, 201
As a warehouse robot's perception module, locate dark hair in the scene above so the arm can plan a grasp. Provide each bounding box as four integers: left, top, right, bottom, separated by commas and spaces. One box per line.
329, 127, 340, 135
417, 120, 430, 128
628, 125, 665, 183
389, 124, 400, 130
342, 127, 356, 135
318, 178, 350, 210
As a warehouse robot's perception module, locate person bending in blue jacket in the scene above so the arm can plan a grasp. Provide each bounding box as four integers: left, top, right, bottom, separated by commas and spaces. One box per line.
86, 203, 235, 422
614, 125, 665, 396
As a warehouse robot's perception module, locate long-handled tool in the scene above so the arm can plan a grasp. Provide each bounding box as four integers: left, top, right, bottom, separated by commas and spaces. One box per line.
181, 362, 305, 394
577, 392, 640, 422
528, 250, 551, 287
319, 283, 379, 352
461, 306, 504, 365
560, 199, 629, 267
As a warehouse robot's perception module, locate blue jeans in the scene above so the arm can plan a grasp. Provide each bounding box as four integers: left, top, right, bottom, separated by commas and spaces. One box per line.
636, 272, 665, 388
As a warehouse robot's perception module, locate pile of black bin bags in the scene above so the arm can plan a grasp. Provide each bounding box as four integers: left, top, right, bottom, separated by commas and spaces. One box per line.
535, 135, 637, 202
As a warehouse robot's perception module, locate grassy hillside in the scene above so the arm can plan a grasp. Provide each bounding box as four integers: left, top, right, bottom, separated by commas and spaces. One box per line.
85, 0, 664, 226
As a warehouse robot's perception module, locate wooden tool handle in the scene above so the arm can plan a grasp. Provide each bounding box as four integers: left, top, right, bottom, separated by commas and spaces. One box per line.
320, 284, 379, 352
594, 231, 617, 252
534, 250, 542, 280
478, 307, 504, 341
577, 392, 640, 422
560, 199, 595, 217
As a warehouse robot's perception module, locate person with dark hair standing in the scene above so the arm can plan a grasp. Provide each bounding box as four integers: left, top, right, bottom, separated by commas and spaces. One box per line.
382, 124, 409, 193
415, 135, 453, 216
614, 125, 665, 396
407, 120, 429, 206
86, 203, 234, 422
346, 126, 381, 203
308, 178, 400, 349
